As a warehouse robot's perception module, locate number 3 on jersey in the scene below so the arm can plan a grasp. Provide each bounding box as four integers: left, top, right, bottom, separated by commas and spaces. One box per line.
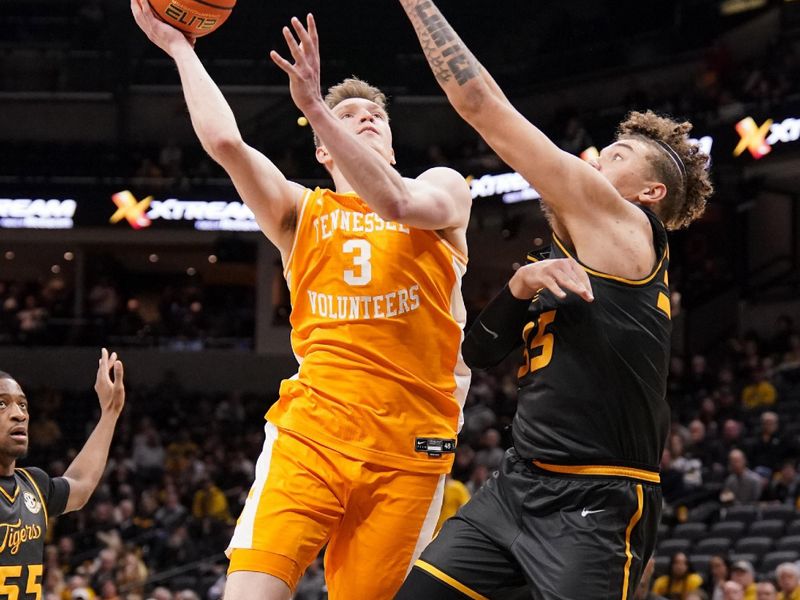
343, 239, 372, 286
518, 310, 557, 379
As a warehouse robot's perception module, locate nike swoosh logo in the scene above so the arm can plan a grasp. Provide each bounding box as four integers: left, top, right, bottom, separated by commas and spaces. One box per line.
581, 508, 605, 517
479, 321, 499, 340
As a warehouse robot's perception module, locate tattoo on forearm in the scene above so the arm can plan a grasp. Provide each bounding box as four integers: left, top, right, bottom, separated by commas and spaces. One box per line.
402, 0, 479, 86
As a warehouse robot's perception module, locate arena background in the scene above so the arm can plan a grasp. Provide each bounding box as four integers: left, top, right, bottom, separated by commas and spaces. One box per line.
1, 0, 799, 597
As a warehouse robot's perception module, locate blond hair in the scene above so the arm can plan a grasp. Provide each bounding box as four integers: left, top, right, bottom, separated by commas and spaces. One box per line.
312, 77, 388, 146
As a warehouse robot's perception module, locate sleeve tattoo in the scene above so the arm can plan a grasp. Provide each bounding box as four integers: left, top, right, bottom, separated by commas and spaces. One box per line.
401, 0, 479, 86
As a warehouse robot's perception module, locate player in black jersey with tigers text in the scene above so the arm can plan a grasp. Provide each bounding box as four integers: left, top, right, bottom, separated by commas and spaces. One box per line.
396, 1, 714, 599
0, 348, 125, 599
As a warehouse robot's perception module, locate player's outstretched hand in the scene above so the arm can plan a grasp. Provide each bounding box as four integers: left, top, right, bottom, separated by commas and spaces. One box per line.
509, 258, 594, 302
270, 14, 323, 115
94, 348, 126, 418
131, 0, 195, 56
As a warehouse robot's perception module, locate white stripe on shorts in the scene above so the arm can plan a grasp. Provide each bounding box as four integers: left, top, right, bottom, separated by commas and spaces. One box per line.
405, 474, 446, 575
226, 421, 279, 557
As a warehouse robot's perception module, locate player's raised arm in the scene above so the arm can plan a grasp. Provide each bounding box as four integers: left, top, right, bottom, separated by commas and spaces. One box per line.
271, 15, 470, 234
61, 349, 126, 512
397, 1, 664, 276
131, 0, 304, 258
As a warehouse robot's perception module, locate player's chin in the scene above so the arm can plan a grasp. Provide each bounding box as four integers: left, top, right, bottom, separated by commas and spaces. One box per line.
4, 440, 28, 459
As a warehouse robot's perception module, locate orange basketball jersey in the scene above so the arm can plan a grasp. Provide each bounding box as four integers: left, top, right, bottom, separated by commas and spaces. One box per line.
266, 187, 470, 474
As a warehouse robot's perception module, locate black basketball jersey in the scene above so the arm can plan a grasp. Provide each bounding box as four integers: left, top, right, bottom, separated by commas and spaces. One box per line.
512, 208, 671, 469
0, 467, 69, 599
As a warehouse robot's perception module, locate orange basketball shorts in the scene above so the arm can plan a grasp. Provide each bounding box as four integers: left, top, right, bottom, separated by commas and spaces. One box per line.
227, 422, 445, 599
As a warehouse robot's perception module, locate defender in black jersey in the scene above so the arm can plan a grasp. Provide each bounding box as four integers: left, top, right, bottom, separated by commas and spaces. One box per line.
396, 1, 713, 598
0, 348, 125, 598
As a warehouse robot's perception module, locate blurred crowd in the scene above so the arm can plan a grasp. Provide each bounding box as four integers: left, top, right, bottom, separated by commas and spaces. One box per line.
0, 276, 254, 350
13, 311, 797, 598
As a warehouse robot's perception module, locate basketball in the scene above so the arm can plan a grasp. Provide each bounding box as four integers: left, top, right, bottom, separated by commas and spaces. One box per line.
147, 0, 235, 37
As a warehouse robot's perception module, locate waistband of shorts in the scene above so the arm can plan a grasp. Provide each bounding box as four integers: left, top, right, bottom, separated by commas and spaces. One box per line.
531, 459, 661, 484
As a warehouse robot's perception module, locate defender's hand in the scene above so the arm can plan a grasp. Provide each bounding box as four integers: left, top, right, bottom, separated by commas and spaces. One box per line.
270, 14, 324, 116
94, 348, 125, 418
131, 0, 195, 57
509, 258, 594, 302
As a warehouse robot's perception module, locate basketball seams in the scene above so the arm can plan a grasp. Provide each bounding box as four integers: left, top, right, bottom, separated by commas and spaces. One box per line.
147, 0, 235, 37
183, 0, 235, 11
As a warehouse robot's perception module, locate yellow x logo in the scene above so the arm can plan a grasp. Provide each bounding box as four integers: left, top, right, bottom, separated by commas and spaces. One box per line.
733, 117, 773, 159
110, 190, 152, 229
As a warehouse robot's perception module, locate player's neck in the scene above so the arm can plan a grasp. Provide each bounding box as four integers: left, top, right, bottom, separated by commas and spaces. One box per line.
330, 168, 356, 196
0, 458, 15, 477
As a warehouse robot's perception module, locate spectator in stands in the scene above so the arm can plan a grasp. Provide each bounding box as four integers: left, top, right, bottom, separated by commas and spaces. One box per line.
722, 581, 745, 600
90, 547, 119, 593
88, 279, 121, 325
717, 393, 743, 432
661, 447, 689, 506
782, 333, 800, 366
702, 554, 731, 600
16, 294, 48, 344
741, 367, 778, 410
721, 449, 763, 505
154, 486, 188, 533
685, 592, 710, 600
718, 419, 745, 459
191, 474, 233, 528
749, 412, 790, 475
116, 549, 148, 596
652, 552, 704, 598
117, 298, 147, 340
761, 460, 800, 504
730, 560, 757, 600
132, 426, 165, 484
687, 419, 716, 465
475, 427, 504, 471
64, 574, 97, 600
669, 432, 704, 488
776, 561, 800, 600
688, 354, 717, 397
146, 588, 173, 600
757, 582, 778, 600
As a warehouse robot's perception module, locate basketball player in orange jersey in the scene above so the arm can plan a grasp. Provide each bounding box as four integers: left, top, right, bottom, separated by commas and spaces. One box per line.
394, 1, 713, 598
131, 4, 472, 600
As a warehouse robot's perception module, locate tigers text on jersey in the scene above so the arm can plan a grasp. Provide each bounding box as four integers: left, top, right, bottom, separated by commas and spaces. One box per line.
0, 468, 67, 599
267, 188, 471, 473
513, 208, 672, 469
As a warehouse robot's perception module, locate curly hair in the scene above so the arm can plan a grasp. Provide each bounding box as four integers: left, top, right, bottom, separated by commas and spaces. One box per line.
616, 110, 713, 230
312, 77, 389, 147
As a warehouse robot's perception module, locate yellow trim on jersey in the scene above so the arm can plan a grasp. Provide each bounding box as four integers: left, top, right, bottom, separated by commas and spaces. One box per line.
532, 461, 661, 484
621, 484, 644, 600
17, 468, 48, 529
551, 234, 667, 286
657, 292, 671, 318
281, 188, 313, 279
0, 481, 19, 504
415, 560, 489, 600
